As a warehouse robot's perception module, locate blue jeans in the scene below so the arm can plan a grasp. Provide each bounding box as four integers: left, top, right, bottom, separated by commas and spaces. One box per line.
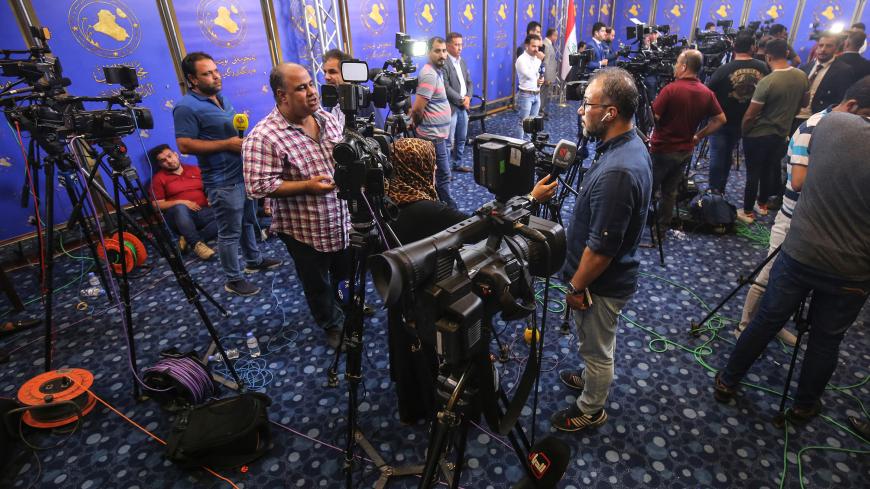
708, 125, 740, 193
205, 183, 263, 282
428, 138, 457, 209
515, 91, 540, 139
448, 109, 468, 167
720, 252, 870, 408
164, 204, 218, 245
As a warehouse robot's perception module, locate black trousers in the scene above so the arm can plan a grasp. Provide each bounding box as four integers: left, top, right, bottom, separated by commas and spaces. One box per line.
278, 233, 349, 331
742, 134, 788, 213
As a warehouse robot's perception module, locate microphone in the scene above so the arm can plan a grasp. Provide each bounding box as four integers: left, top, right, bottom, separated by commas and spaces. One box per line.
232, 113, 249, 138
511, 436, 570, 489
550, 139, 577, 180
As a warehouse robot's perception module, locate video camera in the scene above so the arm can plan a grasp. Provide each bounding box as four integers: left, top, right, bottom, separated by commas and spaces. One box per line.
564, 50, 593, 101
626, 23, 669, 44
1, 28, 153, 157
694, 19, 738, 75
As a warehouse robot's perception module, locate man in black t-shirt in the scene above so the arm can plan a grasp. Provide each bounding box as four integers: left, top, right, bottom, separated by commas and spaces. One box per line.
705, 32, 770, 193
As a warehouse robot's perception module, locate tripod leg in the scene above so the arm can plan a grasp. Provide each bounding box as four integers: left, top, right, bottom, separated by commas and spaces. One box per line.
448, 419, 470, 489
650, 199, 665, 266
112, 172, 140, 399
773, 297, 810, 428
42, 161, 56, 372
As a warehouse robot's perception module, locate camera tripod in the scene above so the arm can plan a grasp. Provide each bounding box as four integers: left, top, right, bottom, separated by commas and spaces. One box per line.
690, 245, 781, 336
29, 134, 244, 395
325, 195, 423, 489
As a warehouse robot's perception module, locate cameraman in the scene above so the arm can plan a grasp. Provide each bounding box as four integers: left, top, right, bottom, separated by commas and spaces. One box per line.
705, 31, 769, 193
322, 49, 384, 128
551, 68, 652, 433
242, 63, 348, 349
409, 37, 457, 209
650, 50, 725, 226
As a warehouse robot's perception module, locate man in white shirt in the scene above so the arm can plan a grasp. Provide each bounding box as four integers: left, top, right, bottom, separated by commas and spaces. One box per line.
515, 34, 544, 138
444, 32, 473, 173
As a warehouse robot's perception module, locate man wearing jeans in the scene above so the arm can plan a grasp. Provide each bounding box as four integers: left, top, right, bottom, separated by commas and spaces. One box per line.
148, 144, 216, 261
650, 50, 725, 226
515, 34, 544, 139
410, 37, 456, 209
705, 31, 769, 193
714, 111, 870, 425
739, 40, 807, 224
552, 69, 651, 432
443, 32, 472, 173
174, 52, 281, 296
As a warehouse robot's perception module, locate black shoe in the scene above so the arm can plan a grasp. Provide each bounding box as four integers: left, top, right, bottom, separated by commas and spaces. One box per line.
551, 405, 607, 432
245, 257, 283, 273
713, 372, 737, 403
363, 303, 376, 316
785, 400, 822, 425
559, 369, 585, 391
848, 416, 870, 440
452, 165, 472, 173
224, 279, 261, 296
326, 328, 342, 349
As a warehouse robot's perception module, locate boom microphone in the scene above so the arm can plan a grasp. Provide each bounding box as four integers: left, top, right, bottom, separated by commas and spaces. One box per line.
232, 113, 249, 138
511, 436, 570, 489
550, 139, 577, 180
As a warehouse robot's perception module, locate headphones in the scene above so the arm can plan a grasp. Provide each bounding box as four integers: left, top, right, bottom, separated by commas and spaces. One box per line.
600, 113, 612, 123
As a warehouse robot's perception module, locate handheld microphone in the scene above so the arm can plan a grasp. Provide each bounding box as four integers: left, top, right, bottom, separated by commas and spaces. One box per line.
511, 436, 571, 489
232, 113, 249, 138
549, 139, 577, 180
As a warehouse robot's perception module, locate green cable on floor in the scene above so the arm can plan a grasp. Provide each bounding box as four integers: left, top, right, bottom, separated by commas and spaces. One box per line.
535, 271, 869, 487
736, 220, 772, 248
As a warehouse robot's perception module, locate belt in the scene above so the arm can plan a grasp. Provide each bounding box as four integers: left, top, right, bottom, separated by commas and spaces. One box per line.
518, 89, 539, 94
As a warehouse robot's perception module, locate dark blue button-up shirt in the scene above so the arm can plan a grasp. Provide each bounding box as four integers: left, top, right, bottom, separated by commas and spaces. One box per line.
173, 91, 242, 188
562, 129, 652, 299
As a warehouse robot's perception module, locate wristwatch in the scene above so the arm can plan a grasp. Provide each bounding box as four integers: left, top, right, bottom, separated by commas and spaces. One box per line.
566, 283, 584, 296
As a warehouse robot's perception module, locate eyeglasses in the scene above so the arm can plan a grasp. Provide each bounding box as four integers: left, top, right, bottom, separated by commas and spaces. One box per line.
581, 100, 611, 110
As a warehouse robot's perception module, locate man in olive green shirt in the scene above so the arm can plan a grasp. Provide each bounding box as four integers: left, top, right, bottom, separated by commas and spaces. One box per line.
739, 39, 808, 224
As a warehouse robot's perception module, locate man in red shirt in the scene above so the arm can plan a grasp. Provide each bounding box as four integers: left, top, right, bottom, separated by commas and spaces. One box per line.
651, 49, 727, 226
148, 144, 217, 260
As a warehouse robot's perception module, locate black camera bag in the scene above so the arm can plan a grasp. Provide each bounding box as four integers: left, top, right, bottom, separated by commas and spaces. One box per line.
165, 392, 271, 470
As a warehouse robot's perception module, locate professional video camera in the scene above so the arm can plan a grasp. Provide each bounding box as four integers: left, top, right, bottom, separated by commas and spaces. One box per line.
371, 32, 425, 136
694, 20, 737, 75
744, 18, 774, 40
564, 50, 592, 101
319, 59, 394, 203
626, 23, 670, 44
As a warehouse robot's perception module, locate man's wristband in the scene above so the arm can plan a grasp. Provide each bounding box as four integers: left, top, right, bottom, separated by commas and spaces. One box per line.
566, 283, 584, 296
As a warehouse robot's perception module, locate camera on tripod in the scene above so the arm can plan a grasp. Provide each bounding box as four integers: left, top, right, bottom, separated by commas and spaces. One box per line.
564, 50, 592, 101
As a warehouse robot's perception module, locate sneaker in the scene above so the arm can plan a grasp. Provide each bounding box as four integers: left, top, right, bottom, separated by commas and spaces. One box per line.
192, 241, 215, 260
736, 210, 755, 224
551, 405, 607, 432
178, 236, 187, 252
559, 370, 585, 391
224, 279, 261, 297
785, 400, 822, 425
766, 195, 783, 211
713, 371, 737, 403
452, 166, 473, 173
244, 257, 283, 273
848, 416, 870, 440
753, 202, 769, 216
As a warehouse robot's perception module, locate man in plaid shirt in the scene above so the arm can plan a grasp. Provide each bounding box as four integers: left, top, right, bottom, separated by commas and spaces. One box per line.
243, 63, 350, 348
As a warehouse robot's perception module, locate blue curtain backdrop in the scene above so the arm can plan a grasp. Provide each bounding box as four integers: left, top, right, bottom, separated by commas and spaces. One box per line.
0, 2, 38, 241
792, 0, 859, 62
744, 0, 800, 30
403, 0, 446, 69
697, 0, 744, 30
346, 0, 402, 69
598, 0, 615, 26
172, 0, 275, 126
613, 1, 650, 45
449, 0, 485, 99
516, 0, 543, 39
272, 0, 315, 66
653, 0, 698, 38
486, 0, 515, 102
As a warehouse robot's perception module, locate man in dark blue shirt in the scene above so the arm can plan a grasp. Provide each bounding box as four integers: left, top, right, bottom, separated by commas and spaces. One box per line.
551, 68, 652, 433
173, 52, 280, 296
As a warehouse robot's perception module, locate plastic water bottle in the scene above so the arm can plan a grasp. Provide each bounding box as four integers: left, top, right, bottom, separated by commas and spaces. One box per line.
224, 348, 240, 360
246, 331, 261, 358
80, 272, 104, 298
87, 272, 100, 287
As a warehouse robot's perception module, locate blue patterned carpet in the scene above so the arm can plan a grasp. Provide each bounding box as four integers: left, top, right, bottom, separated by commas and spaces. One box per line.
1, 102, 868, 488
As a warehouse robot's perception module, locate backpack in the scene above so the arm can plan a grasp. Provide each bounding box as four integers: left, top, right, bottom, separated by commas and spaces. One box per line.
165, 393, 271, 470
688, 190, 736, 233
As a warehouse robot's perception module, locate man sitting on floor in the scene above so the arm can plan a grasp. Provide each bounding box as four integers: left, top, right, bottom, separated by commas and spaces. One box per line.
148, 144, 217, 260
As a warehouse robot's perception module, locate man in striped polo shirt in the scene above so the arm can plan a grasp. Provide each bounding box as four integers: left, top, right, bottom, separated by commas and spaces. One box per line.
737, 76, 870, 345
410, 37, 456, 209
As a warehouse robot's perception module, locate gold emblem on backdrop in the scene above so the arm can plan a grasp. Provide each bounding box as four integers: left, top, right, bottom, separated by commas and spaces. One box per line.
197, 0, 248, 48
414, 0, 438, 32
68, 0, 142, 58
362, 0, 390, 35
459, 0, 475, 28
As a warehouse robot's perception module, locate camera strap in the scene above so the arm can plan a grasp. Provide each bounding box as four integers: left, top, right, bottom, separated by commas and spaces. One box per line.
483, 322, 541, 437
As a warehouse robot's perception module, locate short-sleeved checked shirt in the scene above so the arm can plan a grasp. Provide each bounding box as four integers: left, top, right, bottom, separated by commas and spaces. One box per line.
243, 107, 349, 252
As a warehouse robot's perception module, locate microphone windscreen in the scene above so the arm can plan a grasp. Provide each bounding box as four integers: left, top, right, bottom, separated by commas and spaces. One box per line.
526, 436, 570, 488
232, 113, 249, 132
